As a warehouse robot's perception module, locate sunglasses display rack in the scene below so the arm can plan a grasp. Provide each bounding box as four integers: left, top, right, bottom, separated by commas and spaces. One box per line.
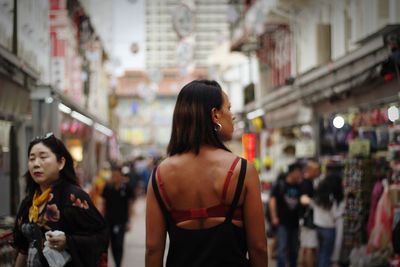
340, 158, 376, 265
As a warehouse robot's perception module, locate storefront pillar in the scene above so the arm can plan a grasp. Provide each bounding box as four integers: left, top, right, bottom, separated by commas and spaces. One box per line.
30, 86, 61, 137
312, 112, 321, 158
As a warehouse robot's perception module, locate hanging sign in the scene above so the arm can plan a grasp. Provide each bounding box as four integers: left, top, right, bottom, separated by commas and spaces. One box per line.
243, 133, 256, 162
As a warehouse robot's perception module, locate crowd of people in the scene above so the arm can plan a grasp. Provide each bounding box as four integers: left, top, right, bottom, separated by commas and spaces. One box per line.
267, 159, 345, 267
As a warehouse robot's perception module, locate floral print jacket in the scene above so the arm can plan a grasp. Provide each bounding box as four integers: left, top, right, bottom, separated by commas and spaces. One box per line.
13, 180, 109, 267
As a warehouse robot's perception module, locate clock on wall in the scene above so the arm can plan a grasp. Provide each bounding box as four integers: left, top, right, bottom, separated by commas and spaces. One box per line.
172, 3, 195, 39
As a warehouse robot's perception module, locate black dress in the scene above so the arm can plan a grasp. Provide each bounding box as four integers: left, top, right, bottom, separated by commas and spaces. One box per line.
13, 179, 109, 267
152, 158, 249, 267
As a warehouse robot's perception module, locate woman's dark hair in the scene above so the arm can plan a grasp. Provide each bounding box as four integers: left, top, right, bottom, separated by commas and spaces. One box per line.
24, 134, 78, 196
167, 80, 230, 155
314, 173, 344, 210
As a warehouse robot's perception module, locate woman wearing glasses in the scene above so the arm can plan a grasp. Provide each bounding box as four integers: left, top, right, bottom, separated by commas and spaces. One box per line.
146, 80, 268, 267
13, 134, 108, 267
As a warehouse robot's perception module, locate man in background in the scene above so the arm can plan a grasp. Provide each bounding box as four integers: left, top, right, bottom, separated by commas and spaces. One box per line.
269, 162, 303, 267
101, 163, 134, 267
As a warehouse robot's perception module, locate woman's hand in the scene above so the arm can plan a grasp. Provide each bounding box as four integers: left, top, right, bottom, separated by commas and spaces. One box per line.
300, 195, 311, 205
271, 216, 280, 226
46, 232, 67, 251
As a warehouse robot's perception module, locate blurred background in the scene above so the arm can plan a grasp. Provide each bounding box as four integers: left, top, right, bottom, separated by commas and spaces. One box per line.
1, 0, 400, 266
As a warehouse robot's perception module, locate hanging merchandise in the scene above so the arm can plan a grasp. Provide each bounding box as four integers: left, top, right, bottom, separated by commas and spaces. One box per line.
367, 180, 394, 253
340, 158, 378, 264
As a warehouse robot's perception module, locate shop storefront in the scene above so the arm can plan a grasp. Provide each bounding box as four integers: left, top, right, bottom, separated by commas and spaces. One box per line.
300, 26, 400, 265
0, 72, 35, 266
59, 111, 113, 186
0, 76, 34, 217
31, 86, 115, 187
246, 97, 314, 181
313, 78, 400, 264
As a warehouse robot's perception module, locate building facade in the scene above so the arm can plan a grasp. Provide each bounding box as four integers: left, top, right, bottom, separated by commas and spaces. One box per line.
225, 1, 400, 263
145, 0, 230, 70
0, 0, 115, 218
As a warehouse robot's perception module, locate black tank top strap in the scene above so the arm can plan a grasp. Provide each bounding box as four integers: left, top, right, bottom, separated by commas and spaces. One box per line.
225, 158, 247, 222
151, 167, 172, 222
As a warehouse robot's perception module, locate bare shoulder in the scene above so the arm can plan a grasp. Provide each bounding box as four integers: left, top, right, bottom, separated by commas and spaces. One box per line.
158, 155, 183, 170
156, 155, 188, 179
158, 150, 241, 176
240, 159, 260, 186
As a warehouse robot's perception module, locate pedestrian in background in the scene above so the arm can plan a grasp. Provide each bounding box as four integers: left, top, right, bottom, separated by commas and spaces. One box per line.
268, 162, 303, 267
298, 160, 320, 267
301, 173, 345, 267
13, 133, 108, 267
146, 80, 268, 267
101, 163, 134, 267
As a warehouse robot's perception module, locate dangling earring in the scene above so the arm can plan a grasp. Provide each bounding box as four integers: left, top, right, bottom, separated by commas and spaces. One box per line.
214, 122, 222, 132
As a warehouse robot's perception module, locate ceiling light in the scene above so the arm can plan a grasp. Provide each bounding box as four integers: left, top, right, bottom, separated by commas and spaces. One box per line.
333, 115, 345, 129
388, 106, 399, 122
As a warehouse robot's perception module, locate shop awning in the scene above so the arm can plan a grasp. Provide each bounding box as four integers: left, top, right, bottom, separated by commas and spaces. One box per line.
31, 86, 113, 137
252, 24, 399, 129
264, 100, 312, 129
296, 25, 399, 104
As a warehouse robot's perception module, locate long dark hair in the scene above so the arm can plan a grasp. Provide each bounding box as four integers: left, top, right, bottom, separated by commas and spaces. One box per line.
314, 174, 344, 210
167, 80, 230, 155
24, 134, 78, 197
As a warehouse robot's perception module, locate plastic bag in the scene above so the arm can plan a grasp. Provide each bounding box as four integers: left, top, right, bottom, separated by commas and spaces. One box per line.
42, 231, 71, 267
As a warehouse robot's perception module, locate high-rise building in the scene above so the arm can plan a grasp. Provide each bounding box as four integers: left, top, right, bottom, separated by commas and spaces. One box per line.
145, 0, 230, 70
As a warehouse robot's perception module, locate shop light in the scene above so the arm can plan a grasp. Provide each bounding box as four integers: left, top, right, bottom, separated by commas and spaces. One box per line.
388, 106, 399, 122
94, 123, 113, 137
333, 115, 345, 129
71, 111, 93, 126
247, 108, 265, 120
58, 103, 72, 114
45, 97, 54, 104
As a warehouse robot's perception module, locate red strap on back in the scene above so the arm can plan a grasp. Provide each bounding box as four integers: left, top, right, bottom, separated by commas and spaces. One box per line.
171, 205, 243, 223
221, 157, 240, 201
156, 157, 242, 222
156, 167, 173, 209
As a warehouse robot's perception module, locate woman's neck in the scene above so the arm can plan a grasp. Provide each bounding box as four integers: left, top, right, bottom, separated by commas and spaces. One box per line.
39, 181, 56, 193
39, 185, 51, 193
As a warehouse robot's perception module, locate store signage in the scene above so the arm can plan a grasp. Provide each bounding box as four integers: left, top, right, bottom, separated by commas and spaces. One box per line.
349, 138, 370, 157
243, 133, 256, 162
295, 140, 316, 158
